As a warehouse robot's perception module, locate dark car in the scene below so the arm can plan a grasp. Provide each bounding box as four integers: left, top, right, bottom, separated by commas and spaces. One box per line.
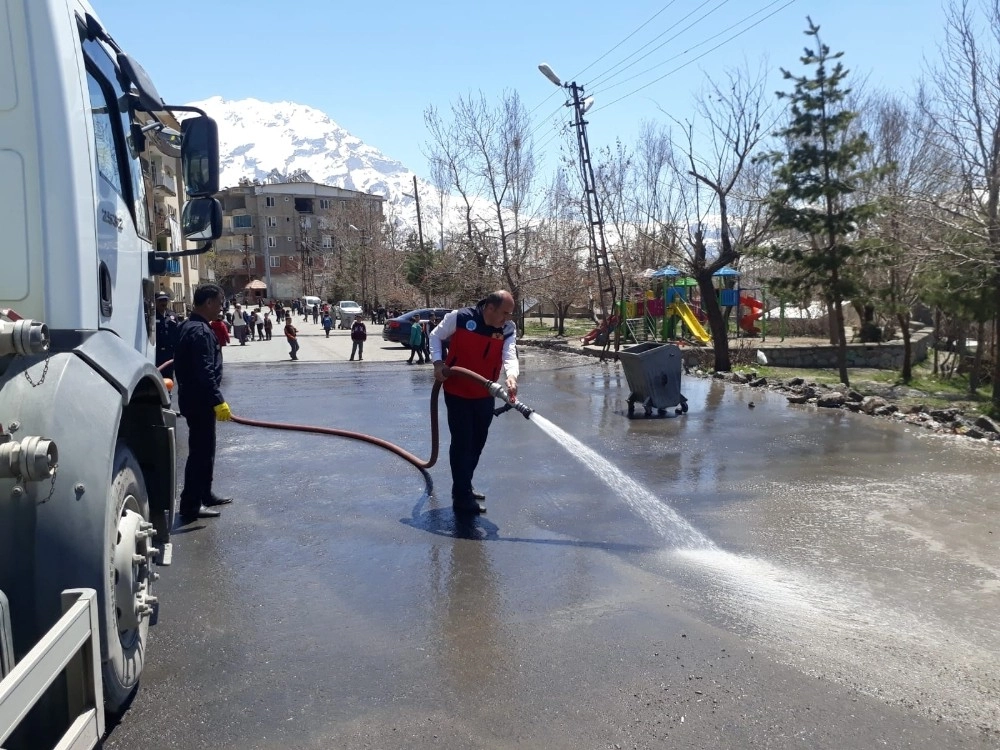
382, 307, 454, 346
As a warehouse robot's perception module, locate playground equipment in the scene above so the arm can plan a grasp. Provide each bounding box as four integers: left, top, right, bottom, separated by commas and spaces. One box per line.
738, 294, 764, 335
618, 342, 689, 417
667, 299, 711, 344
581, 314, 621, 346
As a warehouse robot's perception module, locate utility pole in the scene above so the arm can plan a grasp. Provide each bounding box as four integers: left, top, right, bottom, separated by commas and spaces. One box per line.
538, 63, 619, 351
412, 175, 430, 307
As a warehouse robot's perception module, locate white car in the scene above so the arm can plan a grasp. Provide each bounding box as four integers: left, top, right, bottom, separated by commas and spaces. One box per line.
334, 300, 363, 328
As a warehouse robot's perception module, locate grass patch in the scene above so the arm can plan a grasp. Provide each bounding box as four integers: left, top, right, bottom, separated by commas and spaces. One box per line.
522, 318, 593, 338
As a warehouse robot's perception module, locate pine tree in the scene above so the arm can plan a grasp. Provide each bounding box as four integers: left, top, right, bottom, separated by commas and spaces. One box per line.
762, 18, 881, 387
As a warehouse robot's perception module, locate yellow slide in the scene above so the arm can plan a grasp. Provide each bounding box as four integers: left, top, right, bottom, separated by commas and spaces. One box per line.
669, 299, 711, 343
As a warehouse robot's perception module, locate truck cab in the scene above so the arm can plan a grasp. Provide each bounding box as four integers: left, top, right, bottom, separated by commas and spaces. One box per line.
0, 0, 221, 736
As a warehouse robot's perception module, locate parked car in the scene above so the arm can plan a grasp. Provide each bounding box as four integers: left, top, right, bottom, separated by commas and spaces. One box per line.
382, 307, 454, 346
334, 300, 363, 328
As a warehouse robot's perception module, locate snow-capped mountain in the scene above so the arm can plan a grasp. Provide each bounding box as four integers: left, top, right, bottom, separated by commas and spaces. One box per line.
188, 96, 427, 230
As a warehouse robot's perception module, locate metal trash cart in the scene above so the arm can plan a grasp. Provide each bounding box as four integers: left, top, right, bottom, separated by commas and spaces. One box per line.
618, 342, 689, 417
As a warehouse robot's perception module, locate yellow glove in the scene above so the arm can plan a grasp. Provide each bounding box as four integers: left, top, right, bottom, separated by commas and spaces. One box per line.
214, 402, 232, 421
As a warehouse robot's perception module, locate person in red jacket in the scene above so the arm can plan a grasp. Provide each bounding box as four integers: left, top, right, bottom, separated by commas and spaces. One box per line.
430, 290, 519, 514
209, 312, 230, 348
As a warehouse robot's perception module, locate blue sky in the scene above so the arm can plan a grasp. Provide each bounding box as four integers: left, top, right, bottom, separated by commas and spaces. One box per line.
94, 0, 948, 179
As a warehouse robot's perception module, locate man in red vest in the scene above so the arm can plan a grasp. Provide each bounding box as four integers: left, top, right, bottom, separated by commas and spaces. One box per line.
430, 291, 519, 514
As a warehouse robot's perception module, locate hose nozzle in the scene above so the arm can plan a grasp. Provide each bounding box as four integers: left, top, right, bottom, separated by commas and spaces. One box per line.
486, 381, 534, 420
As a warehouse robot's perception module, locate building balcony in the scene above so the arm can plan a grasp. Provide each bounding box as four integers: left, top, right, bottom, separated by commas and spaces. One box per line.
163, 258, 182, 276
153, 171, 177, 196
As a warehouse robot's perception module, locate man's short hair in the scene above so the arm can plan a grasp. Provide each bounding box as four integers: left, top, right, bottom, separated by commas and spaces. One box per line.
193, 283, 224, 307
479, 290, 511, 309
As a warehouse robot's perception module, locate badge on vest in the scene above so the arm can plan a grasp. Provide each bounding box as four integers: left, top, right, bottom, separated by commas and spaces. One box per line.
466, 320, 477, 331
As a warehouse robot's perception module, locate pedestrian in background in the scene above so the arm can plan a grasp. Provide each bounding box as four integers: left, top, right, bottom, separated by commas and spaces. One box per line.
350, 314, 367, 361
232, 304, 248, 345
284, 316, 299, 360
173, 283, 234, 524
422, 314, 436, 362
209, 312, 230, 348
263, 312, 273, 341
322, 311, 333, 338
312, 304, 319, 324
407, 314, 425, 364
255, 309, 265, 341
154, 292, 178, 378
430, 290, 518, 515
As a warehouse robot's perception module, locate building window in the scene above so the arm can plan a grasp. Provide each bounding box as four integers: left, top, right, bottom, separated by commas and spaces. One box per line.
189, 254, 199, 270
265, 196, 276, 207
320, 199, 331, 209
267, 216, 277, 227
233, 214, 252, 229
269, 255, 280, 268
248, 256, 256, 269
321, 235, 332, 249
267, 236, 276, 248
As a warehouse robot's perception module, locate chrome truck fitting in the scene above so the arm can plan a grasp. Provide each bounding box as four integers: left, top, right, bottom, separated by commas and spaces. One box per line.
0, 434, 58, 481
0, 315, 50, 356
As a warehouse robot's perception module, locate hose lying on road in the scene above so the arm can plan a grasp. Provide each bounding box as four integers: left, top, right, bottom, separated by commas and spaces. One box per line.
159, 361, 529, 482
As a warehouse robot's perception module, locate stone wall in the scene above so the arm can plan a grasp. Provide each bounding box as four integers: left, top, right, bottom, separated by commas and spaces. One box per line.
758, 326, 933, 369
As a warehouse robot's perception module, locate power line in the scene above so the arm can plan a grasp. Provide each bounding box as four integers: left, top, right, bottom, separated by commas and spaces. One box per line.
591, 0, 791, 98
592, 0, 798, 114
586, 0, 728, 91
526, 0, 682, 119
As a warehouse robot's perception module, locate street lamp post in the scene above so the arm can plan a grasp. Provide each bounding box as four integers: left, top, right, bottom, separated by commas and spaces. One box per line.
538, 62, 617, 348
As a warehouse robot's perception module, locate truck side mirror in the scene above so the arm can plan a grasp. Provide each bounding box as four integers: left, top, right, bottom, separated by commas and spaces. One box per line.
181, 116, 219, 197
182, 198, 222, 240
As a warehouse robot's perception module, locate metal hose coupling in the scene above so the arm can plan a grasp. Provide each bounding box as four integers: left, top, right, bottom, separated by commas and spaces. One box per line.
486, 381, 534, 420
0, 317, 49, 356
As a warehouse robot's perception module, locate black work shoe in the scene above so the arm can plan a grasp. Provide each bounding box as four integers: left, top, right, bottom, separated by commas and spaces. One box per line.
178, 506, 221, 524
205, 494, 233, 507
471, 489, 486, 500
452, 497, 487, 515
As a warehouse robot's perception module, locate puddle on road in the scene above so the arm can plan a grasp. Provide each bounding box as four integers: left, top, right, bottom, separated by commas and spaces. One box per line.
531, 412, 1000, 732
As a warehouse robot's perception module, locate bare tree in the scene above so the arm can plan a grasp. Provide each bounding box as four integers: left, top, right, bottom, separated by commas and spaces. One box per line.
923, 0, 1000, 411
669, 61, 776, 371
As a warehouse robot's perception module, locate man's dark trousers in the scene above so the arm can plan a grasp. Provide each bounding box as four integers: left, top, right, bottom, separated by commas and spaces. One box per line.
179, 409, 216, 516
445, 392, 494, 501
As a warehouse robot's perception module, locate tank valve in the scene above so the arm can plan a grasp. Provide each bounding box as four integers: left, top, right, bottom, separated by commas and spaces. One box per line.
0, 317, 50, 356
0, 435, 58, 481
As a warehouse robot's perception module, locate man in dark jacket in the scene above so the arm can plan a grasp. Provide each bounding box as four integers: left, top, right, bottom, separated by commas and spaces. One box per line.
154, 292, 178, 378
173, 283, 233, 524
430, 291, 519, 514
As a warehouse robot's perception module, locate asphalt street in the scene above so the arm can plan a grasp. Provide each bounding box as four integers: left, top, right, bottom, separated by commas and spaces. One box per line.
104, 322, 1000, 749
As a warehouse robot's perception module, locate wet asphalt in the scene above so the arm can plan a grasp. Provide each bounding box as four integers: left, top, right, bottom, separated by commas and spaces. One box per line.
103, 327, 1000, 749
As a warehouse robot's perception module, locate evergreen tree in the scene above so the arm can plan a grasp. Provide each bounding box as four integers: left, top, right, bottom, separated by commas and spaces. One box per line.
761, 18, 881, 386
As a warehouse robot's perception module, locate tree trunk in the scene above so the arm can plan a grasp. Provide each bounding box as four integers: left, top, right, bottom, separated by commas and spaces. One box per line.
833, 297, 850, 386
826, 299, 838, 345
898, 311, 912, 383
697, 273, 731, 371
993, 283, 1000, 414
933, 308, 941, 375
970, 318, 985, 394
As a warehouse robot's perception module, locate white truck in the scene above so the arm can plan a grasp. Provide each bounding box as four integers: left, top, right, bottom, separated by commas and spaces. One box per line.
0, 0, 221, 744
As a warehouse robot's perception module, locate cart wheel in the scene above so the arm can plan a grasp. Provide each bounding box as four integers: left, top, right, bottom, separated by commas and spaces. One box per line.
657, 408, 666, 416
643, 404, 653, 417
679, 397, 689, 414
627, 397, 636, 418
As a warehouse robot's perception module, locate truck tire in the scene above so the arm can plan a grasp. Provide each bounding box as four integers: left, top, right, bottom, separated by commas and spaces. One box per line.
102, 443, 153, 712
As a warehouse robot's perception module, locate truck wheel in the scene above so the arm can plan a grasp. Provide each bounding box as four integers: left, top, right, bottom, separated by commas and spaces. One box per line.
103, 444, 154, 712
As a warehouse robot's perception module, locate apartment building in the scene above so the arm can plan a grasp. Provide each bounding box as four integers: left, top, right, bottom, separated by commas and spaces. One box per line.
213, 181, 385, 300
145, 113, 200, 310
